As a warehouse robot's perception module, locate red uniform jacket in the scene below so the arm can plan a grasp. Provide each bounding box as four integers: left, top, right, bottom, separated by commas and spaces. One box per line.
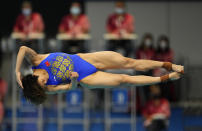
59, 14, 90, 34
106, 13, 135, 34
13, 13, 44, 34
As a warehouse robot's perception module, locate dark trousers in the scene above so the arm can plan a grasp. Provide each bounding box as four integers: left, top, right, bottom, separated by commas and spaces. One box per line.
15, 39, 41, 53
107, 40, 134, 57
136, 70, 153, 106
160, 82, 176, 102
146, 119, 168, 131
62, 40, 86, 54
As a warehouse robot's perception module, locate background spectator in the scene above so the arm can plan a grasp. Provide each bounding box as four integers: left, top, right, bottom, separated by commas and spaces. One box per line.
106, 1, 135, 57
59, 2, 89, 35
135, 33, 155, 108
136, 33, 155, 60
153, 35, 176, 101
143, 85, 170, 131
0, 78, 7, 126
0, 44, 2, 69
13, 1, 44, 37
154, 35, 174, 62
58, 2, 90, 53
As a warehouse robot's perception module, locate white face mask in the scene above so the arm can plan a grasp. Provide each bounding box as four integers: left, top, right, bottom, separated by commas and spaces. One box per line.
70, 7, 81, 15
159, 41, 167, 50
115, 8, 124, 14
144, 39, 152, 47
22, 8, 31, 16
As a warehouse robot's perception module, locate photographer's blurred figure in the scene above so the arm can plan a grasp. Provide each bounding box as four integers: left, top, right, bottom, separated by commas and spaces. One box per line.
13, 1, 44, 40
142, 85, 170, 131
106, 1, 135, 57
59, 2, 90, 53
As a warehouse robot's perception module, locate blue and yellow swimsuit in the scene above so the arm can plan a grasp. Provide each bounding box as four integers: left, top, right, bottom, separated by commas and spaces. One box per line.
32, 53, 97, 85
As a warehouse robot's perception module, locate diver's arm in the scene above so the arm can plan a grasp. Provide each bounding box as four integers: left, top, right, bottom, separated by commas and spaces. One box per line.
45, 84, 71, 94
45, 82, 78, 94
15, 46, 38, 88
15, 46, 37, 73
45, 72, 79, 94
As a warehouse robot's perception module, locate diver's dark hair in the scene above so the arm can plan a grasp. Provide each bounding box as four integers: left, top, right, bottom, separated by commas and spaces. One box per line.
22, 74, 47, 105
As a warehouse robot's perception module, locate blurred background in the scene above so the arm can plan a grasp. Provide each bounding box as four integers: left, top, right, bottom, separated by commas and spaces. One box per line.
0, 0, 202, 131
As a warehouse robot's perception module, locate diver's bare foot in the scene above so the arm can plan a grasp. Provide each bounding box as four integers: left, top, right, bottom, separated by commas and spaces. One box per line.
169, 72, 181, 81
172, 64, 184, 74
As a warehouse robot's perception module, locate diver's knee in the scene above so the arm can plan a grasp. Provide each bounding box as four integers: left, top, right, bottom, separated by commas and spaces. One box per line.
122, 58, 135, 68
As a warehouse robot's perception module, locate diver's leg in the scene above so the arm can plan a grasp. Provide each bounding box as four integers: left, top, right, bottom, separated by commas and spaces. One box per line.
80, 71, 180, 87
78, 51, 184, 72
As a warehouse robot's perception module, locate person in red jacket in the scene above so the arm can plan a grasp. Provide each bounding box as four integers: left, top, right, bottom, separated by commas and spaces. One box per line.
106, 1, 135, 57
59, 2, 90, 35
143, 85, 170, 131
153, 35, 174, 76
136, 33, 155, 61
153, 35, 176, 101
136, 33, 156, 107
106, 2, 134, 35
155, 35, 174, 63
58, 2, 90, 53
0, 78, 7, 124
13, 1, 44, 36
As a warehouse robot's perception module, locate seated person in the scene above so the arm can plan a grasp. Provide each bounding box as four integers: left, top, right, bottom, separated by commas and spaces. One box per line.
154, 35, 174, 63
153, 35, 175, 101
0, 78, 7, 124
136, 33, 155, 105
142, 85, 170, 131
58, 2, 90, 53
106, 1, 135, 57
13, 1, 44, 40
136, 33, 155, 61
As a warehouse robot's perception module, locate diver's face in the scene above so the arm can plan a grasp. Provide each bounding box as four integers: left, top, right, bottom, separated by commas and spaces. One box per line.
37, 75, 47, 87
